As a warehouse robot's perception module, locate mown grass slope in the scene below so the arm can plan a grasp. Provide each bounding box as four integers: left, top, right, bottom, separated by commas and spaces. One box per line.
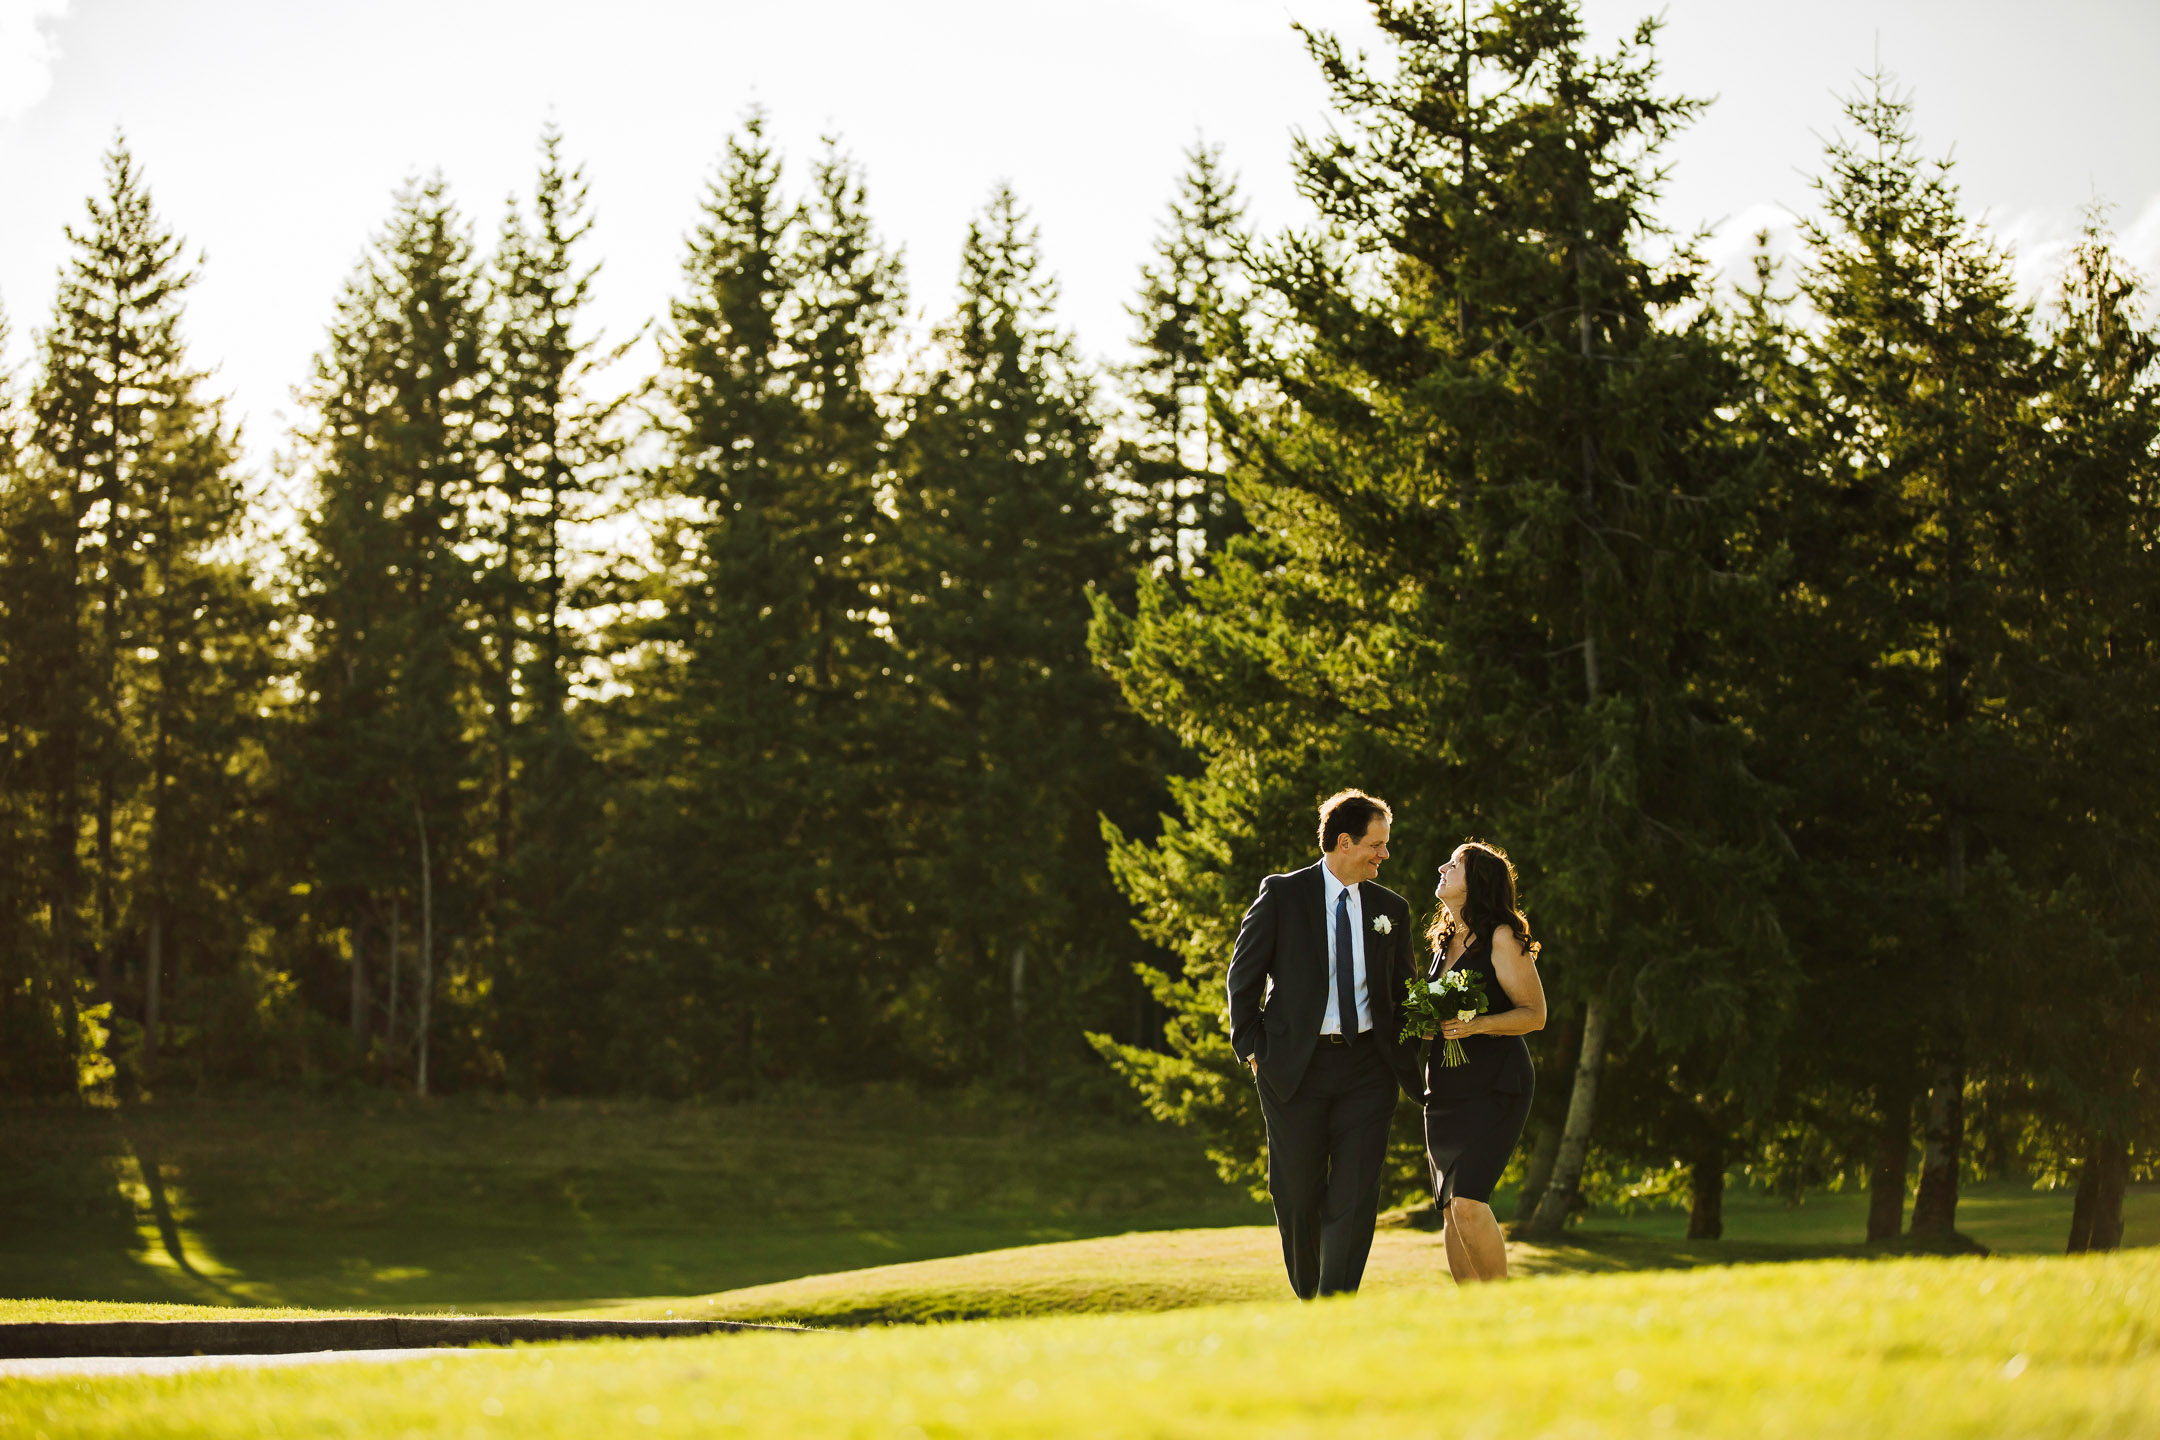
567, 1222, 1835, 1326
7, 1091, 2152, 1326
0, 1090, 1265, 1311
8, 1251, 2155, 1439
572, 1180, 2156, 1326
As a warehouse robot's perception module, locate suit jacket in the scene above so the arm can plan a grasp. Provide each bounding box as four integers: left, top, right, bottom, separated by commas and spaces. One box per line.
1227, 861, 1424, 1103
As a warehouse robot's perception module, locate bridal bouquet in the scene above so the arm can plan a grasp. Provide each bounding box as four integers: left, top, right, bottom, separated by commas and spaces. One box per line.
1400, 969, 1490, 1067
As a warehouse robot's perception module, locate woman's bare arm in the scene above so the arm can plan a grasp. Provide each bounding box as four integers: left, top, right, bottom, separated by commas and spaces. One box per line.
1439, 925, 1546, 1039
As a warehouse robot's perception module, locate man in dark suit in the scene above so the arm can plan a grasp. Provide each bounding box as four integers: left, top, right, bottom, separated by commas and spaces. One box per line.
1228, 789, 1423, 1299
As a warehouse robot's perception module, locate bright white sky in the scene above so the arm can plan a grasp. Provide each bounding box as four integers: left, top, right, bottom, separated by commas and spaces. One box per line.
3, 0, 2157, 477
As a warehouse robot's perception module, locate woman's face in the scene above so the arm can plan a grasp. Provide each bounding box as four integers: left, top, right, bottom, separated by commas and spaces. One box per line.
1435, 849, 1469, 914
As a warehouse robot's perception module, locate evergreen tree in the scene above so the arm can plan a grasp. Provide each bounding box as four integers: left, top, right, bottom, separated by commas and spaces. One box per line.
27, 139, 196, 1027
126, 394, 275, 1078
776, 137, 909, 1054
1091, 0, 1794, 1225
1755, 77, 2043, 1242
1, 140, 268, 1091
289, 175, 488, 1093
1119, 141, 1256, 578
889, 186, 1154, 1082
0, 296, 93, 1094
623, 116, 903, 1090
2007, 221, 2160, 1251
477, 125, 628, 1088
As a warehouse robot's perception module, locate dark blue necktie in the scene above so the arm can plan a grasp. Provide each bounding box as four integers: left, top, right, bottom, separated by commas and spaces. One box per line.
1335, 889, 1358, 1035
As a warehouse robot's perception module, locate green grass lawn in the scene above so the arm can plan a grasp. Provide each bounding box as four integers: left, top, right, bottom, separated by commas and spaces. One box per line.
0, 1089, 1265, 1313
566, 1222, 1771, 1326
568, 1179, 2158, 1328
6, 1091, 2151, 1330
8, 1251, 2155, 1439
1570, 1177, 2159, 1256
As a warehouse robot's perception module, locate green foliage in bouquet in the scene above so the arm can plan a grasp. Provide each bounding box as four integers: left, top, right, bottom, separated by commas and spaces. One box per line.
1401, 970, 1490, 1065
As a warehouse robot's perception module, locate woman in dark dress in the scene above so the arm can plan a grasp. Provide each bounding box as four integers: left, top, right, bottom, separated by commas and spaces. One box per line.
1424, 841, 1546, 1283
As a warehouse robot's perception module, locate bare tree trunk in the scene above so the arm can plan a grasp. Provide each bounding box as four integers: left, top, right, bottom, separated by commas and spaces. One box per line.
1867, 1076, 1914, 1242
1514, 1121, 1562, 1224
1908, 1056, 1963, 1237
2068, 1136, 2127, 1253
143, 912, 161, 1069
2068, 1150, 2099, 1253
1687, 1136, 1724, 1241
1526, 992, 1608, 1239
386, 896, 401, 1066
1010, 944, 1028, 1078
349, 915, 368, 1054
1511, 1005, 1578, 1223
1575, 249, 1601, 700
1526, 221, 1610, 1245
2091, 1146, 2126, 1252
95, 773, 115, 1003
414, 798, 433, 1098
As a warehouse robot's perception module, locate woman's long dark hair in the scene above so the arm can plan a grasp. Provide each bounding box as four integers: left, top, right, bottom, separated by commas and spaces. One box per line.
1427, 840, 1537, 961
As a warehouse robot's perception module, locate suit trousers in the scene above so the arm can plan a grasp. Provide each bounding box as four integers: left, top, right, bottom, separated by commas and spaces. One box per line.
1256, 1035, 1398, 1298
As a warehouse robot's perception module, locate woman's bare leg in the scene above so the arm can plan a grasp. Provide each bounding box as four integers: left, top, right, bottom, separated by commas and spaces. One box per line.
1445, 1197, 1509, 1282
1440, 1203, 1479, 1282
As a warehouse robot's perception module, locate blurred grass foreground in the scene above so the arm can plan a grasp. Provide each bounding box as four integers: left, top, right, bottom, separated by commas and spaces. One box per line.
5, 1252, 2155, 1440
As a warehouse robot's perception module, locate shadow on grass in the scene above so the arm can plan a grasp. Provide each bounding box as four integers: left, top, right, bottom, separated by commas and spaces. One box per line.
7, 1096, 2141, 1325
1, 1092, 1270, 1313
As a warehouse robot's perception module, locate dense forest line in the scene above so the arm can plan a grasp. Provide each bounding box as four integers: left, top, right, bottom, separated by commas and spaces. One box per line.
2, 1, 2153, 1251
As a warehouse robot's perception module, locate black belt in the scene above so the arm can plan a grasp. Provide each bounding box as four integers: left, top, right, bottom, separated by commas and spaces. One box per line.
1322, 1029, 1372, 1046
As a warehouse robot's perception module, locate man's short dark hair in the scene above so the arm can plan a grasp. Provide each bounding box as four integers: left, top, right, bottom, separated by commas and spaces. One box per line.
1317, 789, 1392, 853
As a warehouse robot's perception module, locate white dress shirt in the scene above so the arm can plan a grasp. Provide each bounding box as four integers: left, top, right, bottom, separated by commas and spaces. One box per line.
1320, 864, 1373, 1036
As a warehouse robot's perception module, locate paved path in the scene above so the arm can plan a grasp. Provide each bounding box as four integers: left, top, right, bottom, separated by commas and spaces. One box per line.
0, 1315, 806, 1362
1, 1348, 478, 1380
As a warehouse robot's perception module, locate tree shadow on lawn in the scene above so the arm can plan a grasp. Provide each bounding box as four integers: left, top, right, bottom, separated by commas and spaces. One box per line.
0, 1094, 1271, 1313
10, 1099, 2144, 1321
1507, 1230, 1864, 1274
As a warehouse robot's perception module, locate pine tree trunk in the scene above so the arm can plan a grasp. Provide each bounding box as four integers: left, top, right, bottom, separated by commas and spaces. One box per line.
350, 917, 369, 1053
95, 774, 115, 1003
172, 926, 187, 1065
2068, 1136, 2128, 1253
414, 798, 433, 1098
1514, 1120, 1562, 1224
2067, 1147, 2099, 1253
143, 912, 161, 1069
1867, 1076, 1914, 1242
1574, 241, 1602, 700
48, 455, 90, 1093
50, 757, 85, 1088
386, 897, 401, 1066
491, 578, 515, 930
1512, 1005, 1577, 1224
1687, 1137, 1724, 1241
1010, 944, 1028, 1079
1527, 215, 1609, 1246
1908, 1056, 1964, 1237
1525, 992, 1607, 1239
2092, 1148, 2127, 1252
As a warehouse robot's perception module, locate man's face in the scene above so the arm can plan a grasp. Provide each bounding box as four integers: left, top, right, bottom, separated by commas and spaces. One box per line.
1332, 816, 1391, 883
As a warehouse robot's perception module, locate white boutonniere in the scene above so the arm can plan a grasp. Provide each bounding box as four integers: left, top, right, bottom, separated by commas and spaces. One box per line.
1371, 914, 1393, 934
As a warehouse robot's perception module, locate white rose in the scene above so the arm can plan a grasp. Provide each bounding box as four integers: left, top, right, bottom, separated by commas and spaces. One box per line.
1371, 914, 1393, 934
1457, 1010, 1479, 1023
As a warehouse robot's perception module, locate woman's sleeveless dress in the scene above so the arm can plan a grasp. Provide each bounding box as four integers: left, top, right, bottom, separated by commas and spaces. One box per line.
1422, 932, 1535, 1206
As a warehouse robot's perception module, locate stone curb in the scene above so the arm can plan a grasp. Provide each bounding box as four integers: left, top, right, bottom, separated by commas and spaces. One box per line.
0, 1317, 815, 1359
